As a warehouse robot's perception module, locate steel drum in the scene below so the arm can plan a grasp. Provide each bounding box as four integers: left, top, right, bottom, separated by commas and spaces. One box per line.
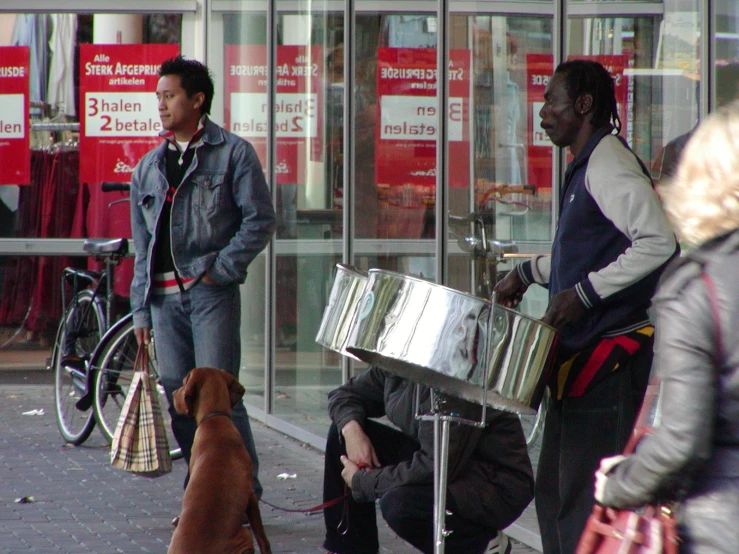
315, 264, 369, 360
344, 269, 558, 415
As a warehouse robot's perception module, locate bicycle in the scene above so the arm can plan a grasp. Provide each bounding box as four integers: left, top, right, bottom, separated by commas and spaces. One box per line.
51, 182, 181, 459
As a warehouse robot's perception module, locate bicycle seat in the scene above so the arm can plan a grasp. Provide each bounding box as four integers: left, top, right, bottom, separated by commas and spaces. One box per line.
83, 238, 129, 256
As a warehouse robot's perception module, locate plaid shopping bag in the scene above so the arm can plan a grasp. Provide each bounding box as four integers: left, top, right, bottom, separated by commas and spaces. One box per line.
110, 345, 172, 477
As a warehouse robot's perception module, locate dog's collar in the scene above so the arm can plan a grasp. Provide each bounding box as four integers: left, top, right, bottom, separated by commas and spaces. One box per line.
197, 410, 232, 426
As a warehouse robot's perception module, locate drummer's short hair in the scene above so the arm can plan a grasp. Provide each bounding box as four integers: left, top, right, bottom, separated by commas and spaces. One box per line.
658, 100, 739, 246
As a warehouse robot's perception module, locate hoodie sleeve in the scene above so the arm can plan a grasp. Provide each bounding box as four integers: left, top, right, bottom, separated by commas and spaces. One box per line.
350, 392, 482, 503
327, 366, 388, 433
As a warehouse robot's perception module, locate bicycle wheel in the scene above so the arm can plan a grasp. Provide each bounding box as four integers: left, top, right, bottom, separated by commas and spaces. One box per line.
53, 289, 105, 445
92, 318, 183, 460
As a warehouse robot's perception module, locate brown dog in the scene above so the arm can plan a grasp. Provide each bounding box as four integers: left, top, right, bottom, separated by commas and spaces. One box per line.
168, 367, 271, 554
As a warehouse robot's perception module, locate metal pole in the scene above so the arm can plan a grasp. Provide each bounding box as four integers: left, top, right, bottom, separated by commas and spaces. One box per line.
422, 390, 488, 554
433, 413, 441, 548
435, 0, 450, 286
434, 416, 452, 554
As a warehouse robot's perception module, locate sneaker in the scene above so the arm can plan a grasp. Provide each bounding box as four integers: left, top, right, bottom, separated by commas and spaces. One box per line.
484, 532, 512, 554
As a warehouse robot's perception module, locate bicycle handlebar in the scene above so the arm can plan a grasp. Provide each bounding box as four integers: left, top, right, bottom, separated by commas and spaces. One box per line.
449, 212, 496, 225
101, 182, 131, 192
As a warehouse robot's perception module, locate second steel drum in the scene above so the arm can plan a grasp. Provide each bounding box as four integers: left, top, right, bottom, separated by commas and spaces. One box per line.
315, 264, 368, 360
345, 269, 558, 415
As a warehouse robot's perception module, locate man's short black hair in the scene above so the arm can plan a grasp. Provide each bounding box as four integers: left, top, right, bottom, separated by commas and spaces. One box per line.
555, 59, 621, 133
159, 55, 214, 115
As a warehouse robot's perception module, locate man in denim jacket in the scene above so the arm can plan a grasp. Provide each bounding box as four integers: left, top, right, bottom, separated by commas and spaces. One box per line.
129, 56, 275, 497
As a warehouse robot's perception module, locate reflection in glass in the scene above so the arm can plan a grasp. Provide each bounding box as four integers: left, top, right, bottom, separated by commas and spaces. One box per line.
0, 12, 181, 373
221, 6, 346, 434
448, 13, 553, 318
567, 8, 700, 183
715, 3, 739, 109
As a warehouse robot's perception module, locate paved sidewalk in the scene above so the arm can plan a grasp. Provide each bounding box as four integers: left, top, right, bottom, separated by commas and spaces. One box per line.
0, 371, 538, 553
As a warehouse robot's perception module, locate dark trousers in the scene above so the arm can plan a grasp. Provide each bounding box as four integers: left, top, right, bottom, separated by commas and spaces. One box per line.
323, 420, 497, 554
535, 340, 653, 554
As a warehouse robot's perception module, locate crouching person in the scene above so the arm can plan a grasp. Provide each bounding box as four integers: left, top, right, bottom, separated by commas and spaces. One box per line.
322, 366, 534, 554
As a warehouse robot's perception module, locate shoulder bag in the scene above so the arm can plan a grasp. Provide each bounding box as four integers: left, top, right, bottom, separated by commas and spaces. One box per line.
110, 344, 172, 477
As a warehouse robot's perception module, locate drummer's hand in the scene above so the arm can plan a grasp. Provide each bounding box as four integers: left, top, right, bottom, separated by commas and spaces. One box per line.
341, 420, 381, 469
493, 270, 528, 308
542, 288, 586, 329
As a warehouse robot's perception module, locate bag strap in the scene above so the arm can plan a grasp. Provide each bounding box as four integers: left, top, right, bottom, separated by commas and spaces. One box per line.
624, 381, 658, 455
134, 343, 150, 374
701, 272, 724, 365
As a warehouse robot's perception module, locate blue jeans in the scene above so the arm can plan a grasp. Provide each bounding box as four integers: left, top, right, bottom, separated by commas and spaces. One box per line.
150, 281, 262, 497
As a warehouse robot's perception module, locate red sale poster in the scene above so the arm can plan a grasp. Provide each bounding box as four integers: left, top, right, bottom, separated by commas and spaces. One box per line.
224, 45, 323, 185
79, 44, 179, 184
0, 46, 30, 185
526, 54, 632, 190
375, 48, 471, 190
525, 54, 555, 190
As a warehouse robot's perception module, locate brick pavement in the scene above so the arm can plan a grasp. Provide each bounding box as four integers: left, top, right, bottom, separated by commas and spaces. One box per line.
0, 372, 538, 554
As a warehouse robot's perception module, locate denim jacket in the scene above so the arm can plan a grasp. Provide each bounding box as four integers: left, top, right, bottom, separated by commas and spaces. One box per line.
130, 118, 276, 329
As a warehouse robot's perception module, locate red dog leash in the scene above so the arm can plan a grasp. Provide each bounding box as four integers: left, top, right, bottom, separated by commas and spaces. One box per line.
259, 493, 349, 514
259, 462, 371, 534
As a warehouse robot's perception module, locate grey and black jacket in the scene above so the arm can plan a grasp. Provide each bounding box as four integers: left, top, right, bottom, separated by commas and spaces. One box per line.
328, 367, 535, 530
601, 230, 739, 552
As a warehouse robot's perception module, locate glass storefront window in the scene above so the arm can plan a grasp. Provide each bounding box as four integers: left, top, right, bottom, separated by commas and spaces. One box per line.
215, 4, 345, 433
567, 1, 700, 183
441, 5, 555, 321
214, 9, 271, 411
0, 12, 182, 370
354, 8, 438, 284
715, 2, 739, 109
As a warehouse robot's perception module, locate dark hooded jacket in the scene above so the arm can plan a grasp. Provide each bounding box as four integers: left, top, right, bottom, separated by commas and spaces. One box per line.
328, 367, 535, 530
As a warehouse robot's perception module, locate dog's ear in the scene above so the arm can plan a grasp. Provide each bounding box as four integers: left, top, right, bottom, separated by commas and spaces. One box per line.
178, 370, 199, 417
227, 377, 246, 408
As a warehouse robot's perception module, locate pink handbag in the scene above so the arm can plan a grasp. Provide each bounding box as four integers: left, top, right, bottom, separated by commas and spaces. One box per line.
575, 427, 679, 554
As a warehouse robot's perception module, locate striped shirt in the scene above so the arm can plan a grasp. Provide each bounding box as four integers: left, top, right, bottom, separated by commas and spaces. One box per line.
151, 271, 198, 296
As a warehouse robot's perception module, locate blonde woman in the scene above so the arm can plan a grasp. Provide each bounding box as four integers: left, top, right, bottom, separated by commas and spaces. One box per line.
594, 101, 739, 553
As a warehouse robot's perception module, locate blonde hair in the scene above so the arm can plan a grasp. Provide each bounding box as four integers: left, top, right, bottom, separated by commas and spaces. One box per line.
658, 100, 739, 247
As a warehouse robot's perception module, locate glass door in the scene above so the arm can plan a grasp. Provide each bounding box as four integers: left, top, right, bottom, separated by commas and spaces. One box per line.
446, 3, 555, 320
211, 1, 345, 437
0, 6, 189, 372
